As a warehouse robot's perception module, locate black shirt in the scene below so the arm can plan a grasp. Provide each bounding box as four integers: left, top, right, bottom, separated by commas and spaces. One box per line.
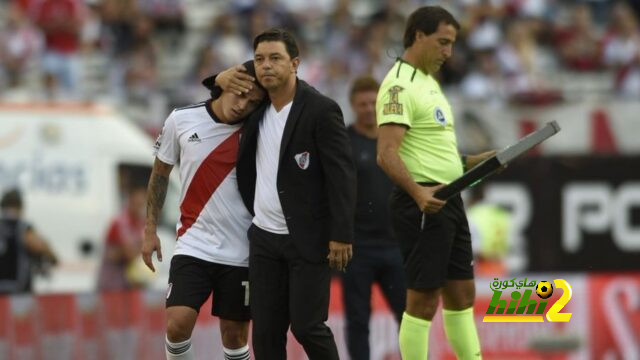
348, 126, 394, 246
0, 216, 31, 294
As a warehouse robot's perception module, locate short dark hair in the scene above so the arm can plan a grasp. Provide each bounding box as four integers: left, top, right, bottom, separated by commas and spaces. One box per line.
403, 6, 460, 49
253, 28, 299, 59
1, 189, 22, 210
349, 76, 379, 101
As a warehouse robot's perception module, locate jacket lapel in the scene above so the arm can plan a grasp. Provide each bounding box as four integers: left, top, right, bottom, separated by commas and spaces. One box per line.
238, 104, 266, 160
279, 80, 306, 162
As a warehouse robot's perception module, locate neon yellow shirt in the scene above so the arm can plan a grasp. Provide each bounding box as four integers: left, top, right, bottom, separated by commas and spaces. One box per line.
376, 59, 463, 184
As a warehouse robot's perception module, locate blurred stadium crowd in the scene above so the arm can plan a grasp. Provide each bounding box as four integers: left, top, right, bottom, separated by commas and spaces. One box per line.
1, 0, 640, 133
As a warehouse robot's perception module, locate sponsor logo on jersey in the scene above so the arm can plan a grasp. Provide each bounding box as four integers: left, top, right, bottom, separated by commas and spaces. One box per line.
188, 133, 201, 143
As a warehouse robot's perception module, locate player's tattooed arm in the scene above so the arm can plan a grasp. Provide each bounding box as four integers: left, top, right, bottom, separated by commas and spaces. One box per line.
146, 158, 173, 229
142, 158, 173, 271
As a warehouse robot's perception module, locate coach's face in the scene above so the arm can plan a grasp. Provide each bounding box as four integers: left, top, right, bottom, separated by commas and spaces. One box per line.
254, 41, 299, 91
416, 22, 457, 74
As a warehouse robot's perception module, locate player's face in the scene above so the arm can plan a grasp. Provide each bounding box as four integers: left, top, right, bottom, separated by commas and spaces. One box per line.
254, 41, 299, 91
351, 90, 377, 128
416, 22, 457, 74
220, 86, 265, 121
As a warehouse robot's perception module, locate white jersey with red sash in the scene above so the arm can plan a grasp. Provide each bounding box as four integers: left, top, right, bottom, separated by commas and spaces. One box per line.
154, 100, 251, 267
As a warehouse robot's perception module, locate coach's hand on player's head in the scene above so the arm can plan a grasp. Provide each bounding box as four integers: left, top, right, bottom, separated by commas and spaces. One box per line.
216, 64, 255, 96
142, 228, 162, 272
415, 184, 447, 214
328, 241, 353, 272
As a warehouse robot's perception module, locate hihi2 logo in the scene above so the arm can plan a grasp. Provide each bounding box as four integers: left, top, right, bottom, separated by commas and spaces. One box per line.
483, 278, 573, 323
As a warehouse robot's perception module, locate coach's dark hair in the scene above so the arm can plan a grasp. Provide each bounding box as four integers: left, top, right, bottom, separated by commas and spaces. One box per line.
403, 6, 460, 49
253, 28, 299, 59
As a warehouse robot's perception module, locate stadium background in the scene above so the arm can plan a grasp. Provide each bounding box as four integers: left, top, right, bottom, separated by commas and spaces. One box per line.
1, 0, 640, 358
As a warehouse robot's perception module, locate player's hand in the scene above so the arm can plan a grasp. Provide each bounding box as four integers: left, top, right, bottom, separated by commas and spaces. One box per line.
414, 184, 447, 214
466, 150, 497, 170
328, 241, 352, 272
216, 64, 255, 95
142, 228, 162, 272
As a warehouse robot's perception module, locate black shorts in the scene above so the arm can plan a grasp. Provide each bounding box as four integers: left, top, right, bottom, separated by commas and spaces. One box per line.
166, 255, 250, 321
390, 185, 474, 290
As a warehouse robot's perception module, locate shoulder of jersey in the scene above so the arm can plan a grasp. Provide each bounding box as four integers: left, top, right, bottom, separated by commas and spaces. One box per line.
383, 61, 423, 85
170, 101, 208, 120
173, 101, 207, 114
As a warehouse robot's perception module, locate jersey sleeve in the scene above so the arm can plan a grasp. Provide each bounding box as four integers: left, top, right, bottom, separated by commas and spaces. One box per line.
376, 79, 414, 128
153, 111, 180, 165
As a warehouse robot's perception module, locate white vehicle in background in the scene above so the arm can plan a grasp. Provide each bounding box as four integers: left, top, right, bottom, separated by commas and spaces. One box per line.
0, 102, 179, 293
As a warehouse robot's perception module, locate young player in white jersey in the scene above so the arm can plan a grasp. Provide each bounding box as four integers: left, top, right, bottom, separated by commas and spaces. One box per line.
142, 60, 266, 360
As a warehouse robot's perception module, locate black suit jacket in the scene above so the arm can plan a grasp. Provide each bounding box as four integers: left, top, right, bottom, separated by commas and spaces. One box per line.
237, 79, 356, 262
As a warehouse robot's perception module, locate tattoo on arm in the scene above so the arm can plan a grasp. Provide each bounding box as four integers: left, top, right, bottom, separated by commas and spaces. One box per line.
146, 172, 169, 228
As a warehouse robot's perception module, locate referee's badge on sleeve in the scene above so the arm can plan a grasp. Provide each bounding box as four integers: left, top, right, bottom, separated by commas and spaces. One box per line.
383, 85, 404, 115
434, 107, 447, 126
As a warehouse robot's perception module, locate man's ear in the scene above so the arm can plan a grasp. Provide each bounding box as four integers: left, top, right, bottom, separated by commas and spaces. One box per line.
292, 57, 301, 73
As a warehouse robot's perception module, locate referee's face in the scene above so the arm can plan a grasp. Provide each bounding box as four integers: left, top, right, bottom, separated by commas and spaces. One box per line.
254, 41, 299, 91
417, 22, 457, 74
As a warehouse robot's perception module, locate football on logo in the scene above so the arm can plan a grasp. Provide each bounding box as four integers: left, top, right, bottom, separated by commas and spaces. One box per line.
536, 281, 553, 299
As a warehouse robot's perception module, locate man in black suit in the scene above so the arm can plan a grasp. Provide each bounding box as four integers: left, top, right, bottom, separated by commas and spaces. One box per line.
217, 28, 356, 360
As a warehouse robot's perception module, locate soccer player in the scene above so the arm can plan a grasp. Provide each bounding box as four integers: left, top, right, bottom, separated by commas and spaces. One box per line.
376, 6, 495, 359
341, 76, 405, 360
141, 60, 266, 360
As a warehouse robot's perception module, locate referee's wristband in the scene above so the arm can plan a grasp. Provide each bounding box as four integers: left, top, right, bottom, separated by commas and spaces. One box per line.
461, 155, 468, 172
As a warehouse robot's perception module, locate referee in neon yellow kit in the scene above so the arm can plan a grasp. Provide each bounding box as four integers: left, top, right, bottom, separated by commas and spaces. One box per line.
376, 6, 495, 359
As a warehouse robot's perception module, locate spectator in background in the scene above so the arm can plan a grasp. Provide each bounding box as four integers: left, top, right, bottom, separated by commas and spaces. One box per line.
102, 0, 139, 58
0, 189, 58, 294
497, 19, 562, 104
97, 186, 149, 290
0, 4, 43, 89
123, 16, 159, 98
33, 0, 85, 97
121, 16, 168, 134
137, 0, 185, 49
341, 76, 405, 360
461, 49, 506, 103
464, 0, 504, 52
466, 185, 512, 277
554, 3, 603, 71
208, 14, 252, 69
603, 2, 640, 98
